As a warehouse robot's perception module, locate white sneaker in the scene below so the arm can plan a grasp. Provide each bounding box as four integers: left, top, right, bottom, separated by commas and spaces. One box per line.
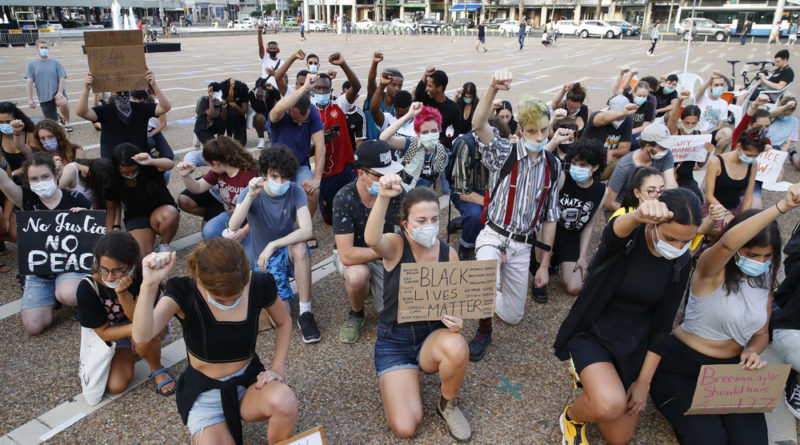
257, 138, 265, 149
157, 243, 172, 253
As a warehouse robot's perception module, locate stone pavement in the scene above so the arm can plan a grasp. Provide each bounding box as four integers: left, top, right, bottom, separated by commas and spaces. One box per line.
0, 32, 798, 444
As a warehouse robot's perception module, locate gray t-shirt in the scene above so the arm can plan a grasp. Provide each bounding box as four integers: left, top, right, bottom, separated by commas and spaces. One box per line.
610, 150, 674, 203
25, 58, 67, 102
237, 182, 307, 260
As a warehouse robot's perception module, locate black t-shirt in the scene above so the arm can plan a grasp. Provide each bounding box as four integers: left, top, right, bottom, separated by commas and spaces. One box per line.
630, 100, 655, 128
345, 107, 366, 151
248, 87, 281, 115
558, 175, 605, 232
607, 223, 673, 312
332, 181, 403, 248
413, 82, 463, 148
769, 66, 795, 86
580, 111, 632, 152
654, 87, 677, 116
104, 168, 175, 221
21, 187, 90, 211
93, 102, 157, 159
77, 274, 143, 328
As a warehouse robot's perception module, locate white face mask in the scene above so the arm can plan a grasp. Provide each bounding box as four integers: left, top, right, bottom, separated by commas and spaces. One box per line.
611, 119, 624, 129
419, 132, 439, 149
407, 222, 439, 248
649, 148, 668, 160
30, 179, 57, 199
652, 224, 690, 260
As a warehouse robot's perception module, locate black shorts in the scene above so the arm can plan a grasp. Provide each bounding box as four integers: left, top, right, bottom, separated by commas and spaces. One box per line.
125, 215, 152, 231
552, 229, 580, 265
180, 189, 225, 222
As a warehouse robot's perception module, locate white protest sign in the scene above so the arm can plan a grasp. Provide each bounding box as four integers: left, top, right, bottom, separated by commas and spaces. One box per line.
755, 149, 788, 185
668, 134, 712, 163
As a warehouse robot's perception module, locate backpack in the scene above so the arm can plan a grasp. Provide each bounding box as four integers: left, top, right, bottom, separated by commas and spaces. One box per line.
445, 131, 477, 185
479, 143, 559, 229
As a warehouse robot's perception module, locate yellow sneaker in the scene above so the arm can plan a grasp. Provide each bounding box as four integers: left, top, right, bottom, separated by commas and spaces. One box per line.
560, 405, 588, 445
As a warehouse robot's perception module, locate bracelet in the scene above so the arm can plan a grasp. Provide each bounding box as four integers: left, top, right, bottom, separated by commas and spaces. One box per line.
776, 202, 787, 214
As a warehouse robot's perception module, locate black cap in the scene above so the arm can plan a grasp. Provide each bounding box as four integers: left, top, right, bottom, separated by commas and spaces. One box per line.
354, 140, 403, 175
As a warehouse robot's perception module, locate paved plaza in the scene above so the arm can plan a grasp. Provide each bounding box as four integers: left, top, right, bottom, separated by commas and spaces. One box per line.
0, 30, 798, 444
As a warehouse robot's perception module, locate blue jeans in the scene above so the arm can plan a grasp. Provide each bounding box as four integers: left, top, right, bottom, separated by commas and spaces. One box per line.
202, 212, 255, 271
374, 320, 445, 376
519, 33, 525, 48
451, 192, 485, 248
22, 272, 84, 310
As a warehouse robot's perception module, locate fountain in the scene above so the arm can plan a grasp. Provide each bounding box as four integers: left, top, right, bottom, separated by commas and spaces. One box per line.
111, 0, 122, 30
127, 8, 138, 29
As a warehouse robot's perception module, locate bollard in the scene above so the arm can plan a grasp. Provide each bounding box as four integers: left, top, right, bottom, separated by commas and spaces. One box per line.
705, 35, 708, 42
751, 35, 755, 43
727, 34, 730, 43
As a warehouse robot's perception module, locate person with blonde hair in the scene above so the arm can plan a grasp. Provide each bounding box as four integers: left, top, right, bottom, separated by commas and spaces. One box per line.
467, 70, 562, 361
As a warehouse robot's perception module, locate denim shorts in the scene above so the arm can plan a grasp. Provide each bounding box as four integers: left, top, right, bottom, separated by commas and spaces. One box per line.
21, 272, 84, 310
374, 320, 445, 377
186, 365, 249, 435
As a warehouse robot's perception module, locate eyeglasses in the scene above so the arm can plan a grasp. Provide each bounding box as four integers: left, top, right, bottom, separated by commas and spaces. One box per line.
98, 266, 129, 277
363, 169, 383, 179
642, 187, 665, 197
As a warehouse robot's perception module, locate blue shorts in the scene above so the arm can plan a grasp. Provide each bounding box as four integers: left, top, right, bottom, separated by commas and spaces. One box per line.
21, 272, 84, 310
292, 165, 313, 187
374, 320, 445, 377
186, 365, 249, 435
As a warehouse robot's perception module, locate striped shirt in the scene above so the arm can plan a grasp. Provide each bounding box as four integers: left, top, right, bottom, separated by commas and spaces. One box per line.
478, 129, 561, 235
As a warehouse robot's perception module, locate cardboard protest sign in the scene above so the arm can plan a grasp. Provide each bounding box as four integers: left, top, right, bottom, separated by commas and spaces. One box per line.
685, 364, 791, 415
275, 426, 326, 445
755, 149, 788, 185
84, 30, 147, 93
668, 134, 712, 163
397, 260, 497, 323
16, 210, 106, 275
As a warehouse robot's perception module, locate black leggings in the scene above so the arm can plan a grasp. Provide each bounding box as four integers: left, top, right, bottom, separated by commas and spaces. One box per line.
649, 335, 767, 445
648, 39, 657, 53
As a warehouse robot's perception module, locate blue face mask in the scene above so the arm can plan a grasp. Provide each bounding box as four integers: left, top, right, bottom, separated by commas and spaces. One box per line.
206, 290, 244, 311
569, 165, 592, 183
735, 253, 771, 277
522, 135, 547, 153
633, 96, 647, 106
315, 93, 330, 107
739, 152, 755, 164
711, 87, 724, 98
0, 124, 13, 135
39, 48, 49, 58
267, 178, 291, 196
367, 177, 379, 195
463, 97, 473, 104
308, 64, 319, 74
663, 87, 675, 94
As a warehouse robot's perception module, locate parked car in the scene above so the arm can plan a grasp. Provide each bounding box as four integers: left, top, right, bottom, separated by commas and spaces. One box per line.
354, 19, 374, 30
307, 19, 328, 31
262, 17, 279, 28
605, 20, 639, 36
284, 17, 298, 26
486, 18, 506, 29
451, 18, 474, 29
499, 20, 530, 34
417, 18, 447, 32
391, 18, 414, 30
577, 20, 621, 38
233, 20, 254, 29
553, 20, 580, 35
676, 18, 730, 41
39, 21, 63, 30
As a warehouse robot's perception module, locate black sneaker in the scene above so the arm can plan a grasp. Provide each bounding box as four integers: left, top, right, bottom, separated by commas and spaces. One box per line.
458, 245, 475, 261
447, 216, 463, 234
297, 312, 321, 343
468, 321, 492, 361
785, 379, 800, 419
531, 285, 548, 304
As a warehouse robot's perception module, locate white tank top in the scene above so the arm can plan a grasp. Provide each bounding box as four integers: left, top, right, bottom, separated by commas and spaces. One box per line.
681, 277, 769, 347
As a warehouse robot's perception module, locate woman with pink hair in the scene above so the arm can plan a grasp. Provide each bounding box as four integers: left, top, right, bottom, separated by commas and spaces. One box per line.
379, 102, 448, 191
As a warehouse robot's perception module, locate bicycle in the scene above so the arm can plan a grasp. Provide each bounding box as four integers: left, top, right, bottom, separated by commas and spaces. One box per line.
723, 59, 773, 92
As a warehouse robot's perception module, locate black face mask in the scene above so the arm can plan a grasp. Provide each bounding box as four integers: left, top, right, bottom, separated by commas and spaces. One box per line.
558, 142, 575, 155
268, 50, 278, 58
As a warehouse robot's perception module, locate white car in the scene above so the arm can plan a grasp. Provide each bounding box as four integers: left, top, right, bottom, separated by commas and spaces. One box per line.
233, 20, 254, 29
391, 18, 413, 30
577, 20, 621, 38
553, 20, 579, 35
354, 19, 374, 30
499, 20, 530, 34
307, 19, 328, 31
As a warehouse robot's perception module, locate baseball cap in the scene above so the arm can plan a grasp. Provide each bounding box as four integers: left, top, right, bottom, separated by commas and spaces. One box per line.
354, 140, 403, 175
640, 123, 674, 149
608, 94, 630, 111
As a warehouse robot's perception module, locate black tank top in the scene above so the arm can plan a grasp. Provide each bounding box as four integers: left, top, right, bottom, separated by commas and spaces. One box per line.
714, 154, 752, 210
380, 231, 451, 325
2, 146, 25, 173
557, 175, 605, 232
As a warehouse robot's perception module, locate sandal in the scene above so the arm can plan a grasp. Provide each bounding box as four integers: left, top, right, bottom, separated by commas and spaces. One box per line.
149, 367, 176, 396
306, 238, 319, 250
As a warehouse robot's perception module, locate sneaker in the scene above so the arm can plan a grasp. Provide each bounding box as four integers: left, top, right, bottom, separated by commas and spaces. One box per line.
559, 405, 588, 445
785, 379, 800, 419
437, 398, 472, 442
157, 243, 172, 253
257, 138, 266, 149
339, 311, 365, 344
458, 245, 475, 261
297, 312, 321, 343
468, 320, 492, 361
532, 285, 548, 304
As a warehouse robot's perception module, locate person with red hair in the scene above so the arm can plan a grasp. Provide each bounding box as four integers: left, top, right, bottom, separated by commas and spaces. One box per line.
379, 102, 448, 190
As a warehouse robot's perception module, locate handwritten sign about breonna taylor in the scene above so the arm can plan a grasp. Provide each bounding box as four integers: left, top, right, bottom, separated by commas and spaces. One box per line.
669, 134, 712, 163
685, 364, 791, 415
275, 426, 326, 445
84, 30, 148, 93
755, 149, 789, 185
17, 210, 106, 275
397, 259, 498, 323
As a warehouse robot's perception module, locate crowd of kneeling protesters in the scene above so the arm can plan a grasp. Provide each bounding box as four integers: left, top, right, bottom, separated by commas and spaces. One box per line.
3, 37, 800, 444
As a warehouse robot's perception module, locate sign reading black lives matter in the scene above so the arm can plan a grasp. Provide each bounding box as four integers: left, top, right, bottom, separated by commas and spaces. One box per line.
17, 210, 106, 275
398, 260, 498, 323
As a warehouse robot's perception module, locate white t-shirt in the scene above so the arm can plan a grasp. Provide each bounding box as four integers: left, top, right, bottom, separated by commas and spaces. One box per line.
382, 113, 416, 138
696, 93, 729, 134
260, 56, 283, 89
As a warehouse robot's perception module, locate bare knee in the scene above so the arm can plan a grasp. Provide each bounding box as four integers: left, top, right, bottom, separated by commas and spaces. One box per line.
441, 333, 469, 364
107, 372, 132, 394
267, 384, 298, 420
289, 242, 308, 263
565, 281, 582, 296
343, 265, 370, 289
590, 392, 627, 422
388, 416, 419, 439
22, 309, 52, 335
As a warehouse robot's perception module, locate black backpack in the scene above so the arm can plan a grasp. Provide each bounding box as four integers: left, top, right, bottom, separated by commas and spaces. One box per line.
445, 131, 477, 185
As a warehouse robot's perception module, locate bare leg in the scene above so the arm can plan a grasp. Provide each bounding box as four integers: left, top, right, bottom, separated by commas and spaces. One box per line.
178, 194, 207, 217
419, 329, 469, 401
559, 261, 583, 296
379, 369, 423, 438
566, 362, 634, 445
56, 96, 71, 125
54, 277, 80, 306
106, 348, 135, 394
132, 329, 175, 394
129, 228, 157, 256
253, 113, 266, 139
306, 189, 320, 218
150, 204, 180, 244
289, 241, 311, 304
21, 306, 54, 335
343, 264, 370, 312
240, 380, 298, 444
